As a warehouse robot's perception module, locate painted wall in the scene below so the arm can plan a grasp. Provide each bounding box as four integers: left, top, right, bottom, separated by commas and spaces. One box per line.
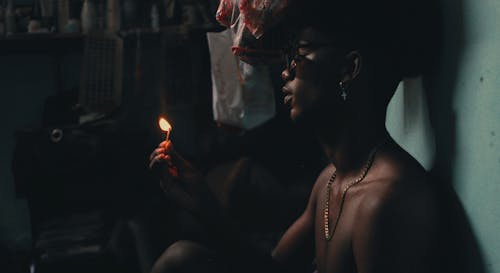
387, 0, 500, 272
450, 0, 500, 271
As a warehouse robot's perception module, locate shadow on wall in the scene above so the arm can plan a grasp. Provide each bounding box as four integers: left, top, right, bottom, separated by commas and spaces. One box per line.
423, 0, 486, 272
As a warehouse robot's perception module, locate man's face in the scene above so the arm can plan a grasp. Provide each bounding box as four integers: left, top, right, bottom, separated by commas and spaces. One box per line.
281, 27, 345, 124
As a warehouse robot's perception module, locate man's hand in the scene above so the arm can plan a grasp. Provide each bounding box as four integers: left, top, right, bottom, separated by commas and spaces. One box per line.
149, 141, 211, 213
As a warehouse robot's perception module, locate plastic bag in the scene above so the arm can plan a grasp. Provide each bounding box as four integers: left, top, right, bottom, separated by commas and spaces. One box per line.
207, 29, 276, 130
215, 0, 288, 64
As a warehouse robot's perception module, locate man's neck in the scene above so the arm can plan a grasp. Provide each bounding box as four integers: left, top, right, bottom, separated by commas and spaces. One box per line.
317, 118, 388, 177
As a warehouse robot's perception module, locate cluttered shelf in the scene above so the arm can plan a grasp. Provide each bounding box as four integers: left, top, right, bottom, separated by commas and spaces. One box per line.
0, 23, 222, 55
0, 0, 222, 54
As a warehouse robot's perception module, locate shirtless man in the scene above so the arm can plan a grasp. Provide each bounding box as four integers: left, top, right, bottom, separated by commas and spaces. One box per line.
149, 0, 441, 272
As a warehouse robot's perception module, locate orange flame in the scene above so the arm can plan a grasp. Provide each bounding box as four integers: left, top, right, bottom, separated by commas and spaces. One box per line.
159, 117, 172, 132
159, 117, 172, 141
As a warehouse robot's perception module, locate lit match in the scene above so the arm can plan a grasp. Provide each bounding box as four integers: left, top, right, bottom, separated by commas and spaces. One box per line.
159, 117, 172, 141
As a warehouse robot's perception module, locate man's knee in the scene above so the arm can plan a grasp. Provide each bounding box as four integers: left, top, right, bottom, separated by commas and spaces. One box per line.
151, 240, 214, 273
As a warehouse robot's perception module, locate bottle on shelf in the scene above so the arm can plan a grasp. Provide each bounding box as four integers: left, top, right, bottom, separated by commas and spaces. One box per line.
64, 0, 82, 33
106, 0, 120, 33
96, 0, 104, 31
40, 0, 57, 32
122, 0, 137, 30
151, 3, 159, 32
81, 0, 97, 34
58, 0, 69, 32
0, 3, 5, 37
28, 0, 42, 33
164, 0, 175, 21
5, 0, 16, 35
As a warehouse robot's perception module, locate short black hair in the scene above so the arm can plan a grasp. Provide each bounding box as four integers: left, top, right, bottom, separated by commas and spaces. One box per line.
284, 0, 440, 79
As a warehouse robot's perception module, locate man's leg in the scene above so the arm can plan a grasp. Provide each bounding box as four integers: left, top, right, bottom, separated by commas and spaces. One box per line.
151, 240, 220, 273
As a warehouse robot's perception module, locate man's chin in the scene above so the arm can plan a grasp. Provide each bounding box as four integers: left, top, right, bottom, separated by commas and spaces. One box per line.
289, 108, 299, 122
290, 109, 313, 128
290, 109, 308, 124
290, 107, 328, 130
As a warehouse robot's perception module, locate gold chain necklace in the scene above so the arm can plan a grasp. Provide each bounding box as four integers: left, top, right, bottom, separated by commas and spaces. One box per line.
324, 143, 382, 241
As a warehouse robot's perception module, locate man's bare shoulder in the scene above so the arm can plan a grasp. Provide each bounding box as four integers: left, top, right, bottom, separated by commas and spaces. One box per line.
354, 143, 438, 222
350, 143, 441, 272
300, 163, 340, 213
310, 164, 336, 196
318, 164, 336, 182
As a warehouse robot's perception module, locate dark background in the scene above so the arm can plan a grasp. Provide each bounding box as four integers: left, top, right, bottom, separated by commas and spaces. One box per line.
0, 0, 494, 273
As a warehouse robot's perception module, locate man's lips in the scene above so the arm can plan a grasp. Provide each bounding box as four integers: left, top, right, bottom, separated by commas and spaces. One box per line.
284, 95, 292, 105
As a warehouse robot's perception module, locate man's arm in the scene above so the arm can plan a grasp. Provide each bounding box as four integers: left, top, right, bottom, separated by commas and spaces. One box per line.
151, 141, 324, 273
201, 166, 325, 273
271, 171, 323, 265
352, 179, 439, 273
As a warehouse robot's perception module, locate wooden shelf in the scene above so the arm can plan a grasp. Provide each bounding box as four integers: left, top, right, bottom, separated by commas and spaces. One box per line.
0, 33, 85, 55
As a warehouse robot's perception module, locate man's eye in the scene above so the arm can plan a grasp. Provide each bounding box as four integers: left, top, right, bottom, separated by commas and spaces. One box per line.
297, 46, 313, 55
297, 42, 316, 50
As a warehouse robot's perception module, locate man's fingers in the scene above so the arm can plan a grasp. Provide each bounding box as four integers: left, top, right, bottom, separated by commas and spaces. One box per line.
150, 141, 173, 162
149, 147, 166, 161
149, 150, 156, 161
149, 154, 166, 169
160, 141, 174, 152
148, 157, 158, 170
164, 154, 173, 165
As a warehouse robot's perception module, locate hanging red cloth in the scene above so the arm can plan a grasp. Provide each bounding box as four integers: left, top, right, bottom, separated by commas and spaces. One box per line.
215, 0, 289, 64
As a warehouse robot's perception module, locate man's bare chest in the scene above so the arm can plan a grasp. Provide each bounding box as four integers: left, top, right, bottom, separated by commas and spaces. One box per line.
313, 188, 361, 273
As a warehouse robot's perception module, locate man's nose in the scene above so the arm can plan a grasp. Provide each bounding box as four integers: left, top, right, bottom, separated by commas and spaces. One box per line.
281, 60, 297, 81
282, 66, 296, 81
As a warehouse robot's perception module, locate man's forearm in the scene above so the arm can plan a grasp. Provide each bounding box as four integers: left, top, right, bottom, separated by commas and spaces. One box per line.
193, 192, 298, 273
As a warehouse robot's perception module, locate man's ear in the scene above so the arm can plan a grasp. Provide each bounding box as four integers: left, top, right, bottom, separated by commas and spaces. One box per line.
341, 51, 363, 84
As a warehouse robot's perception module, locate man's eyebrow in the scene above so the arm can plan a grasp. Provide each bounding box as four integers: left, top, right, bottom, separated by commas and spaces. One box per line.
297, 43, 317, 49
298, 41, 338, 48
297, 43, 324, 48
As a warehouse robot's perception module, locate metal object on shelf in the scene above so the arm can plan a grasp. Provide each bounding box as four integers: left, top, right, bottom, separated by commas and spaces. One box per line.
50, 128, 64, 143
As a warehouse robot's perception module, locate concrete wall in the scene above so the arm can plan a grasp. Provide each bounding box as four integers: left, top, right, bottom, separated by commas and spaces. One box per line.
448, 0, 500, 271
387, 0, 500, 272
